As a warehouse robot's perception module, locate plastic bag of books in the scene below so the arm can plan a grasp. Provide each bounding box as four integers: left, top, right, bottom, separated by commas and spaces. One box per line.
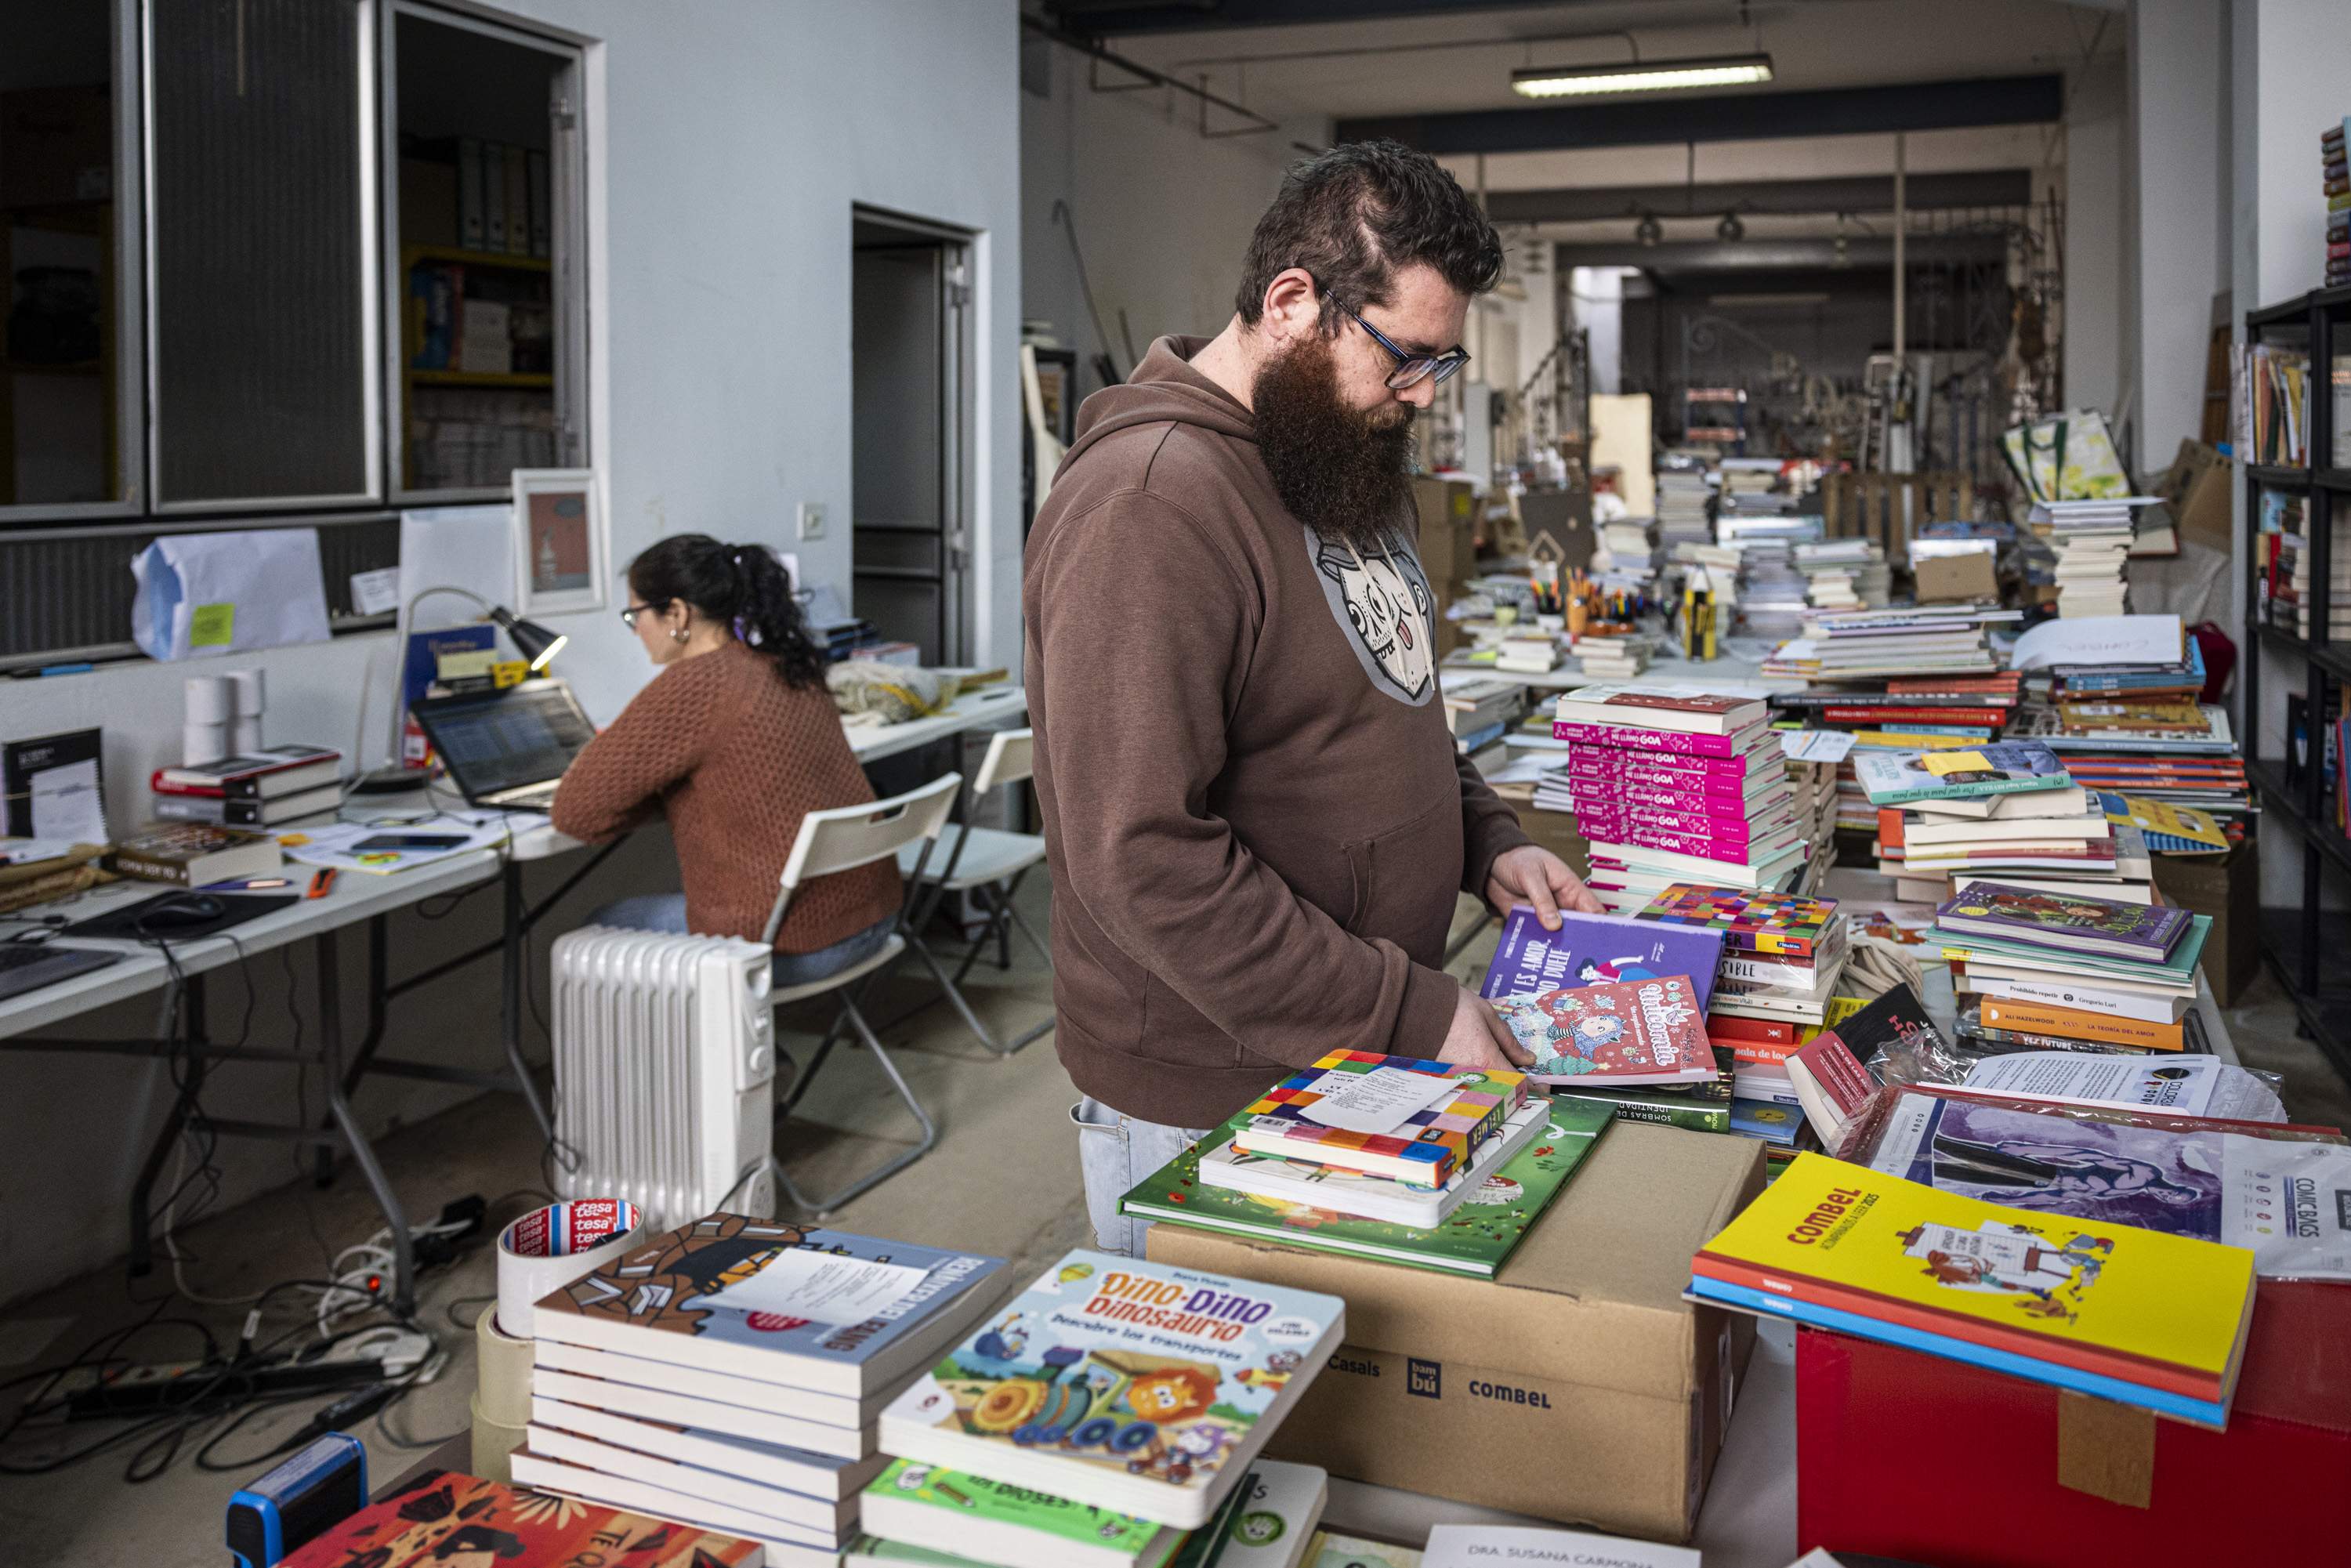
1831, 1084, 2351, 1280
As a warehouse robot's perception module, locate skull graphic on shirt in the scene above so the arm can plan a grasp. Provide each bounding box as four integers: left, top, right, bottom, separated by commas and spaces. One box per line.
1306, 527, 1434, 704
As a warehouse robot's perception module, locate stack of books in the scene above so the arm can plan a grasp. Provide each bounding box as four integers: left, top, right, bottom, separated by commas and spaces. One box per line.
1571, 632, 1654, 679
1594, 514, 1660, 579
1629, 885, 1848, 1133
2019, 698, 2247, 822
513, 1215, 1008, 1566
1858, 740, 2150, 904
1794, 539, 1889, 610
1550, 686, 1809, 907
149, 744, 343, 830
2329, 117, 2349, 290
2241, 341, 2311, 467
1441, 676, 1527, 756
1655, 460, 1714, 550
868, 1248, 1342, 1565
1688, 1153, 2256, 1428
2258, 499, 2351, 639
2024, 499, 2154, 617
1762, 606, 2008, 688
1491, 632, 1559, 675
1929, 882, 2209, 1057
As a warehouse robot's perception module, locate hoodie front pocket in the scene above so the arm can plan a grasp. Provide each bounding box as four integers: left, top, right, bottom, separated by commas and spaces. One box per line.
1342, 793, 1465, 961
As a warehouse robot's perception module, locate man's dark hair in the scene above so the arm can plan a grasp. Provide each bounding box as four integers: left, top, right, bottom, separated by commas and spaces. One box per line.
1233, 139, 1503, 328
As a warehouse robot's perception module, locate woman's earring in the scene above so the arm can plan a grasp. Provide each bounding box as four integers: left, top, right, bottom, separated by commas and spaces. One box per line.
670, 627, 690, 644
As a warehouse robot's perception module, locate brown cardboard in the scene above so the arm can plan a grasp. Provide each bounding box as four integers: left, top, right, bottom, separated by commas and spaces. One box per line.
2152, 842, 2257, 1006
2152, 439, 2232, 554
1914, 552, 1998, 604
2, 86, 113, 210
1149, 1122, 1766, 1542
2055, 1391, 2154, 1508
1414, 477, 1477, 598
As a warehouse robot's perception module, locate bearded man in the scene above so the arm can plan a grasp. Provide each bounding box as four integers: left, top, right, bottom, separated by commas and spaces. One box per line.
1023, 139, 1605, 1255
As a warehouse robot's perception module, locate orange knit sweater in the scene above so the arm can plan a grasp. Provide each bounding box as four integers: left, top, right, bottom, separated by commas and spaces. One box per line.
552, 643, 900, 953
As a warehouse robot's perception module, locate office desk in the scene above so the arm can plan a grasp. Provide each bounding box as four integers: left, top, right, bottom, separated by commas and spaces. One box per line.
843, 684, 1027, 764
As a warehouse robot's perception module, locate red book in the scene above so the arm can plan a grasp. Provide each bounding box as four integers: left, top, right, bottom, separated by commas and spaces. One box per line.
1553, 720, 1760, 758
1820, 707, 2009, 726
1706, 1011, 1799, 1045
280, 1468, 761, 1567
149, 771, 226, 798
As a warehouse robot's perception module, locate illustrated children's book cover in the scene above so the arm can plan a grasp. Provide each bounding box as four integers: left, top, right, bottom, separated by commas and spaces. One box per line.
878, 1250, 1345, 1529
531, 1214, 1005, 1396
1932, 880, 2189, 961
1490, 976, 1715, 1087
1852, 742, 2070, 805
1123, 1101, 1615, 1280
1230, 1052, 1528, 1190
279, 1468, 761, 1568
859, 1458, 1182, 1568
1634, 885, 1842, 959
1690, 1152, 2256, 1426
1478, 907, 1728, 1009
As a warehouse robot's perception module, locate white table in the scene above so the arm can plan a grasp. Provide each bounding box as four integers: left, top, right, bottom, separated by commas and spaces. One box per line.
0, 686, 1028, 1311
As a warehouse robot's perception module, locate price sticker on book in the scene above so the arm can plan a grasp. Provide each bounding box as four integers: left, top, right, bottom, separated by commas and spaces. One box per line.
700, 1247, 931, 1324
1295, 1065, 1457, 1135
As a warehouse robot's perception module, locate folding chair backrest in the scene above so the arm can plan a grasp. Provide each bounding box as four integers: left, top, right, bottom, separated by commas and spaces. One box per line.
973, 727, 1035, 795
761, 772, 961, 945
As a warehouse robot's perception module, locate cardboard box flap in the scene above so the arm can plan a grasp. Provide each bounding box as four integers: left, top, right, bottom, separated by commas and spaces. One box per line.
1149, 1122, 1763, 1406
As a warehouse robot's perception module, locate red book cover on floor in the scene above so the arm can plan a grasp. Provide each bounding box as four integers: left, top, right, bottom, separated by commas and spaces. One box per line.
279, 1468, 763, 1566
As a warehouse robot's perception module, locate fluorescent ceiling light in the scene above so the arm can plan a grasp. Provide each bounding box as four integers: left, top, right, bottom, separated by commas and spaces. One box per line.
1512, 54, 1773, 99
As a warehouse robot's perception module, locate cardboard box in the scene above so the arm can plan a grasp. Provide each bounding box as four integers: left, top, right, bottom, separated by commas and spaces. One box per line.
2150, 439, 2232, 555
1413, 477, 1477, 599
1148, 1123, 1764, 1542
1795, 1281, 2351, 1567
2151, 842, 2256, 1006
2, 85, 113, 210
1913, 550, 1998, 604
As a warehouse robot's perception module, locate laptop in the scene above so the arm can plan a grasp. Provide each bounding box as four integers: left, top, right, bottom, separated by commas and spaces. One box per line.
0, 943, 124, 1002
411, 680, 598, 813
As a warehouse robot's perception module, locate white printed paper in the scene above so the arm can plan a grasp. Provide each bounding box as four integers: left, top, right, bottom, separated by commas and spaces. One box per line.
0, 837, 82, 867
278, 813, 516, 875
1423, 1523, 1701, 1568
1958, 1051, 2284, 1123
697, 1248, 929, 1325
2009, 613, 2183, 672
350, 566, 403, 616
1295, 1064, 1456, 1135
1780, 729, 1858, 763
30, 759, 106, 847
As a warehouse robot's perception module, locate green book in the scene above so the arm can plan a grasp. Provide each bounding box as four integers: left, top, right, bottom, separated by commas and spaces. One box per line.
860, 1458, 1184, 1568
1925, 913, 2209, 986
1547, 1080, 1733, 1133
1121, 1101, 1614, 1278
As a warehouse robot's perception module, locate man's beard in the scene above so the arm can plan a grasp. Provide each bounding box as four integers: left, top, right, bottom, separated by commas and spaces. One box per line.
1252, 332, 1417, 555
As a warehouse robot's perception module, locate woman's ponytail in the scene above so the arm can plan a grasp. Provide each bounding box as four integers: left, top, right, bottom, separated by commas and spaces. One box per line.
626, 532, 827, 689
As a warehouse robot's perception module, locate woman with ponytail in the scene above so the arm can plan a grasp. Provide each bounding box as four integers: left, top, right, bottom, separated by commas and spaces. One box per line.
552, 533, 900, 983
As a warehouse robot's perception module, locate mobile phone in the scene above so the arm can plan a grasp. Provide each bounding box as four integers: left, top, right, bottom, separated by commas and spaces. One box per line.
349, 834, 469, 853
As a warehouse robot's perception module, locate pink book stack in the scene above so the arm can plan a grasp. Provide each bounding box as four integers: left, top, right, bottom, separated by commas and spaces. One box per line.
1550, 686, 1811, 912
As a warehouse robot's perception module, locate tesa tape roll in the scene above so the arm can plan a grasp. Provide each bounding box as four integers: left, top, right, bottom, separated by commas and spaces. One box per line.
473, 1308, 535, 1429
495, 1198, 640, 1340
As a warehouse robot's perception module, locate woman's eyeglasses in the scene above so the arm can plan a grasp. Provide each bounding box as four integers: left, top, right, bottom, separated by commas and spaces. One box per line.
619, 601, 666, 628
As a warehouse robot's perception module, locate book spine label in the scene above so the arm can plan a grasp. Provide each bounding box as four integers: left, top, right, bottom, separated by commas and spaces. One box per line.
1548, 1089, 1730, 1132
1570, 798, 1770, 837
1978, 998, 2183, 1049
1726, 1041, 1798, 1066
1717, 952, 1819, 987
1705, 1012, 1798, 1045
112, 853, 189, 885
1580, 821, 1768, 859
149, 773, 226, 798
1554, 721, 1746, 757
1599, 779, 1761, 813
1566, 748, 1759, 781
152, 797, 226, 825
1821, 707, 2006, 726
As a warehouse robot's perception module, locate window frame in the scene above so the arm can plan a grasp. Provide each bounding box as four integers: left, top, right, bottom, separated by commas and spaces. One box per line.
0, 0, 148, 524
379, 0, 589, 506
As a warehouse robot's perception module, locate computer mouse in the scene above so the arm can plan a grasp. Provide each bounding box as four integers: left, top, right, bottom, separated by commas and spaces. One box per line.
137, 893, 227, 931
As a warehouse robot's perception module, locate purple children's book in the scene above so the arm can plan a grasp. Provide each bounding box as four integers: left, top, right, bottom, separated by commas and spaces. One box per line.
1478, 906, 1730, 1009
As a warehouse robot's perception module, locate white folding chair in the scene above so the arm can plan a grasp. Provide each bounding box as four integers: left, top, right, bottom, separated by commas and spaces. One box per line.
889, 727, 1053, 1055
762, 771, 961, 1214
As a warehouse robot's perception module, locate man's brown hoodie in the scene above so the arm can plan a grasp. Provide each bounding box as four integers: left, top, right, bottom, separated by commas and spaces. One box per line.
1023, 335, 1532, 1128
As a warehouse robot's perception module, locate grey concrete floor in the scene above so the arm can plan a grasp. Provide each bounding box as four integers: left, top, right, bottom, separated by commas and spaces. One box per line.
0, 882, 2339, 1566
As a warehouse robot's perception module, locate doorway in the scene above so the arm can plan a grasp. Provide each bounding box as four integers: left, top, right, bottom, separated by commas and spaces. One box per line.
851, 208, 973, 665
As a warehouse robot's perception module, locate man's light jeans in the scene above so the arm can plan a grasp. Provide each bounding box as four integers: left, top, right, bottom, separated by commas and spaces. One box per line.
1070, 1096, 1209, 1258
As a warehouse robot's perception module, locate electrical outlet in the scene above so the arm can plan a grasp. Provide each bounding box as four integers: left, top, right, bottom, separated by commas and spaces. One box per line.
797, 501, 827, 541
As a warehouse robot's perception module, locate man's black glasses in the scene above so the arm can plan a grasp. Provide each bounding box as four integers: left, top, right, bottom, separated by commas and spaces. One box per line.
1300, 270, 1470, 389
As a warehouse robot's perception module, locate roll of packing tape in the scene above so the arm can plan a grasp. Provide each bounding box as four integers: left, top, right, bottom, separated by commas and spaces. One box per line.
495, 1198, 641, 1341
183, 674, 234, 724
227, 667, 265, 718
182, 719, 227, 768
476, 1305, 537, 1429
469, 1392, 527, 1486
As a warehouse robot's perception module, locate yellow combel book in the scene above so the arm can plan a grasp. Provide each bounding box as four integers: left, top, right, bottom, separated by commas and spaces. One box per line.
1698, 1153, 2253, 1381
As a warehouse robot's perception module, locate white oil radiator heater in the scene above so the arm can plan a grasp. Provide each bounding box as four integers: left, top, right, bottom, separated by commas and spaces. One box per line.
549, 927, 780, 1231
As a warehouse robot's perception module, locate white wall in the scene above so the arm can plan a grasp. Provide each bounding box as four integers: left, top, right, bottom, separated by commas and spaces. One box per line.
1020, 34, 1318, 398
0, 0, 1023, 1303
2128, 0, 2225, 472
2064, 55, 2128, 425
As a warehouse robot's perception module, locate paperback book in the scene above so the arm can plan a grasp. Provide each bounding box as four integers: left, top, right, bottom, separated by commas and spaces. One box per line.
1552, 686, 1771, 735
1231, 1052, 1527, 1190
1197, 1096, 1552, 1229
1688, 1152, 2257, 1426
523, 1418, 860, 1538
531, 1215, 1006, 1399
1123, 1101, 1614, 1279
1478, 906, 1728, 1009
1933, 882, 2190, 961
509, 1447, 843, 1562
1635, 885, 1841, 958
1489, 976, 1715, 1086
877, 1250, 1345, 1527
527, 1392, 888, 1501
858, 1458, 1183, 1568
278, 1468, 762, 1568
1852, 742, 2070, 806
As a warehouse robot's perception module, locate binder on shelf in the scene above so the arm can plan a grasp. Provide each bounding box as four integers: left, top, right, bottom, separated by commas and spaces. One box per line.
527, 148, 551, 259
503, 144, 529, 256
458, 136, 486, 251
483, 139, 508, 253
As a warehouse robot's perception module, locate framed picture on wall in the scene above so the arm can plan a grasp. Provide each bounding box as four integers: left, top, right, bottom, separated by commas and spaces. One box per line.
511, 469, 606, 617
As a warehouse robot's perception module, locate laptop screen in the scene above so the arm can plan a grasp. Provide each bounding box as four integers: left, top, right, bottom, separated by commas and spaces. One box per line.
415, 684, 596, 798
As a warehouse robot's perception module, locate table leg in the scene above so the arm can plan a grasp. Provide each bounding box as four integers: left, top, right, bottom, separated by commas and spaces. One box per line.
316, 930, 416, 1317
317, 916, 393, 1187
128, 973, 207, 1282
504, 862, 555, 1144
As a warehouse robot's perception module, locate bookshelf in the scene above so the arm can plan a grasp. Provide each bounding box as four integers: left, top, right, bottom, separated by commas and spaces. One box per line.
399, 243, 558, 491
2244, 288, 2351, 1085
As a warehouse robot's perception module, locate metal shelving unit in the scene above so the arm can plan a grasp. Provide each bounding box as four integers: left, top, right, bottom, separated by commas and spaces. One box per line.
2245, 288, 2351, 1085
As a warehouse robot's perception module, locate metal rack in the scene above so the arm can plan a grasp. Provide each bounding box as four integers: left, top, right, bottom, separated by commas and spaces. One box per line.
2243, 285, 2351, 1083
